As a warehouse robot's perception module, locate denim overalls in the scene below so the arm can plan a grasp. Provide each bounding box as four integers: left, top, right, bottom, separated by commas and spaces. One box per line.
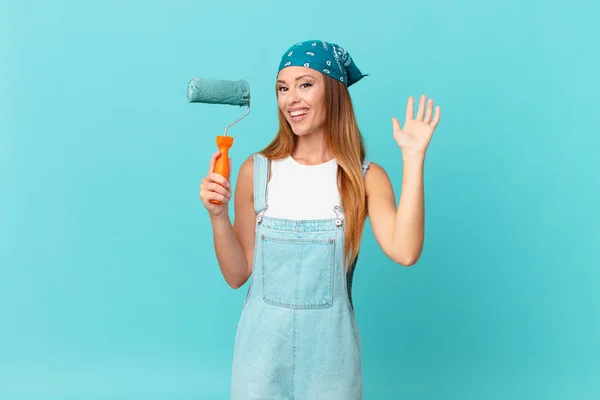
230, 153, 371, 400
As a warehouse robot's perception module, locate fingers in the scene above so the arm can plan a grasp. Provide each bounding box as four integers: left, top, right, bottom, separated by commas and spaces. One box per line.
430, 106, 441, 129
201, 190, 229, 205
205, 190, 229, 204
200, 154, 231, 205
202, 175, 230, 195
416, 94, 426, 121
208, 171, 230, 189
424, 99, 434, 123
405, 96, 414, 121
409, 94, 440, 127
200, 178, 231, 204
208, 151, 221, 175
392, 117, 402, 133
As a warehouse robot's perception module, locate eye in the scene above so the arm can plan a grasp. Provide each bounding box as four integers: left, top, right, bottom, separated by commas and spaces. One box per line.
278, 86, 288, 92
300, 82, 312, 89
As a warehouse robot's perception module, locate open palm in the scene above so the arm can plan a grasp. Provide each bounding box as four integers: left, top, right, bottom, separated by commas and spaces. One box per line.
393, 94, 441, 158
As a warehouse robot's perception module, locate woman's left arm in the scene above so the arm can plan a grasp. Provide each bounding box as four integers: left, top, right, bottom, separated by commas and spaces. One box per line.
366, 94, 441, 266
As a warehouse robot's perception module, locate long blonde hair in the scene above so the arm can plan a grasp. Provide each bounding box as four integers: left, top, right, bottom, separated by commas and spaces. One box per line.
259, 75, 367, 267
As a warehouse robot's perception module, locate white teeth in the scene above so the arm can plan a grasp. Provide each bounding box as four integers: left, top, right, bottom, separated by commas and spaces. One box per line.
290, 109, 308, 117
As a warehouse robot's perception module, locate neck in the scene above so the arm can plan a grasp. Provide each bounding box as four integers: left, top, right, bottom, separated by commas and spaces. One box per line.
292, 130, 333, 165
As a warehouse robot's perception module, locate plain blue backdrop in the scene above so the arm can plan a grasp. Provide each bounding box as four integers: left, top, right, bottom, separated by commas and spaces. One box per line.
1, 0, 599, 399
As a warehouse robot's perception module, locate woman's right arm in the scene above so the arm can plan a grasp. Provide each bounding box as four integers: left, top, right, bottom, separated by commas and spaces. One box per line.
200, 152, 255, 289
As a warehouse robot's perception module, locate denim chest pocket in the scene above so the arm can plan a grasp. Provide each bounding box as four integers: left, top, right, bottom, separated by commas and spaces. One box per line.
260, 234, 335, 309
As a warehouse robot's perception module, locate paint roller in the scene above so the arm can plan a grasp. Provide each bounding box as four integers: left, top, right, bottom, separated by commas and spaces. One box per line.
187, 77, 251, 203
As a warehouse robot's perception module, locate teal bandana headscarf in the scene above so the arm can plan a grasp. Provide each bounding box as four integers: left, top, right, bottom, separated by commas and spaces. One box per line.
277, 40, 367, 87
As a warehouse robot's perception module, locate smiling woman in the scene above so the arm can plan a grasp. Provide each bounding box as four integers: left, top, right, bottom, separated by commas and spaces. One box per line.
198, 39, 441, 399
276, 71, 324, 132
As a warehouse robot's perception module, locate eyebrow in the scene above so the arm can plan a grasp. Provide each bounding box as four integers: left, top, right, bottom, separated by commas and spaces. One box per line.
276, 75, 315, 84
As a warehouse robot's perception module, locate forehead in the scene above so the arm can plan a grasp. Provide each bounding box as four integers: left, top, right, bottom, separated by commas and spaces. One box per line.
277, 66, 322, 82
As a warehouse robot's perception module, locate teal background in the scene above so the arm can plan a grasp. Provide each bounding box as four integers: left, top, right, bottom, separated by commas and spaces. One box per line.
1, 0, 599, 399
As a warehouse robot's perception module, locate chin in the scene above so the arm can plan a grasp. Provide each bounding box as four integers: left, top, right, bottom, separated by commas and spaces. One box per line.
291, 128, 310, 137
287, 121, 319, 137
293, 127, 318, 138
285, 120, 305, 136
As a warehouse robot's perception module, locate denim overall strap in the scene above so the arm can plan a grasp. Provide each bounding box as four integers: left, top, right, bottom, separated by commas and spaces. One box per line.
361, 159, 371, 177
252, 153, 270, 215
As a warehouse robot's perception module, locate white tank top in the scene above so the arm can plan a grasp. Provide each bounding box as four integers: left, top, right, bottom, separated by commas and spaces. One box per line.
263, 155, 341, 220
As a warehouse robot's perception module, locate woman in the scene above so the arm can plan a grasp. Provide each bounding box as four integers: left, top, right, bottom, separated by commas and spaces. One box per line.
200, 40, 441, 399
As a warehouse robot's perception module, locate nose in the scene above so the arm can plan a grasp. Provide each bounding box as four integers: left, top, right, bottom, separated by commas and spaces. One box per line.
286, 88, 300, 106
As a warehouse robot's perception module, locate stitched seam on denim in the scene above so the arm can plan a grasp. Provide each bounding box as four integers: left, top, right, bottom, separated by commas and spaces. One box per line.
261, 216, 340, 223
261, 222, 340, 227
262, 236, 332, 245
258, 219, 343, 233
260, 215, 341, 222
243, 274, 253, 308
330, 236, 336, 307
258, 226, 340, 234
292, 309, 296, 398
263, 299, 333, 310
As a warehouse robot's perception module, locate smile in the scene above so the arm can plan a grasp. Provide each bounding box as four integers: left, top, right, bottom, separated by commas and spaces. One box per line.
289, 109, 309, 117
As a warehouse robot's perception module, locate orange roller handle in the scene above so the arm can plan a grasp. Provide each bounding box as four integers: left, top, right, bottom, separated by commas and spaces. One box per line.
210, 135, 234, 205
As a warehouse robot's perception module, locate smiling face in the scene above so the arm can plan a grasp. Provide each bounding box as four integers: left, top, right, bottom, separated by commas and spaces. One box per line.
276, 66, 326, 137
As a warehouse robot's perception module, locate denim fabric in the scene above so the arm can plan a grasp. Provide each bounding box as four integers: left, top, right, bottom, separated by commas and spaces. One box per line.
230, 154, 371, 400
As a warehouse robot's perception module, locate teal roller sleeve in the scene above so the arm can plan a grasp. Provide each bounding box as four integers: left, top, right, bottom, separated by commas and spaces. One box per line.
187, 78, 250, 107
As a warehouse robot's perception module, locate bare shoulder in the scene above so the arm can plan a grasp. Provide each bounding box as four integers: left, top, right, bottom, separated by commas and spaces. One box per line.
365, 161, 393, 196
238, 154, 254, 181
235, 155, 254, 201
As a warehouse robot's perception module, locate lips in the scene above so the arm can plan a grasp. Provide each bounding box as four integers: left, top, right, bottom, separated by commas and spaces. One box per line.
288, 108, 309, 123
